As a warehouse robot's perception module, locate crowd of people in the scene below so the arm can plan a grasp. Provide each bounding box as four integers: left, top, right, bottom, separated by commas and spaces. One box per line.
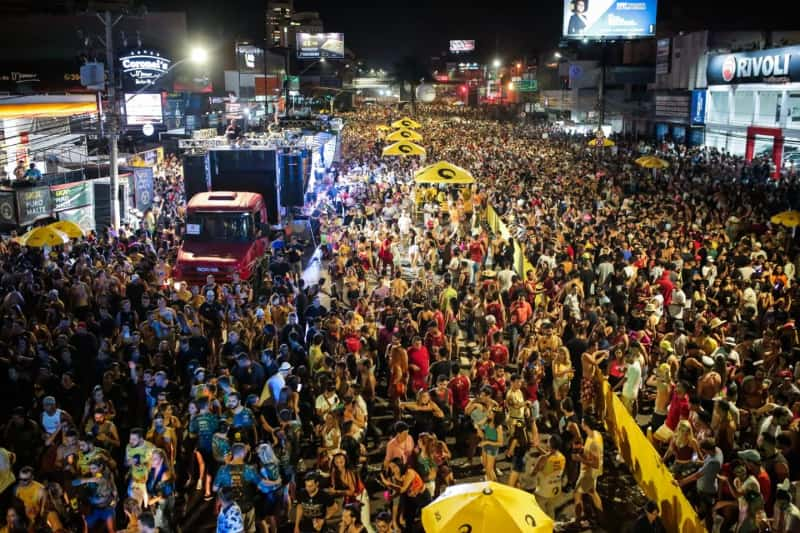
0, 102, 799, 533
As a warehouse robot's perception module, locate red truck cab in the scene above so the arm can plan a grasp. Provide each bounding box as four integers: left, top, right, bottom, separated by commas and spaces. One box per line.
173, 191, 269, 285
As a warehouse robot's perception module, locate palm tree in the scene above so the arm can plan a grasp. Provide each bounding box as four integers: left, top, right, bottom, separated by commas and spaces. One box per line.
392, 55, 430, 116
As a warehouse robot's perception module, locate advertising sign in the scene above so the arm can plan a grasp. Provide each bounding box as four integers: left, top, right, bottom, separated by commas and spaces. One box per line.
124, 93, 164, 126
296, 33, 345, 59
562, 0, 657, 39
16, 186, 53, 226
236, 44, 264, 73
58, 205, 95, 232
707, 45, 800, 85
51, 181, 92, 212
449, 40, 476, 53
0, 191, 16, 225
690, 89, 706, 125
131, 167, 155, 211
119, 50, 171, 90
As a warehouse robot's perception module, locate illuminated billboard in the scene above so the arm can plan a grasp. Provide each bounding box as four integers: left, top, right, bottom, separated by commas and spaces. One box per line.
449, 40, 475, 53
124, 93, 163, 126
562, 0, 657, 39
296, 33, 345, 59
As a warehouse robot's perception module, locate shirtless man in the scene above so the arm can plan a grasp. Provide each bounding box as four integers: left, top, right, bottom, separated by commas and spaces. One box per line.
581, 347, 609, 415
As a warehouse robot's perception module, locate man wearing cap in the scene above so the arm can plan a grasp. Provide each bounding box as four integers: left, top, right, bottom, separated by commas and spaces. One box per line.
232, 353, 266, 398
697, 356, 722, 401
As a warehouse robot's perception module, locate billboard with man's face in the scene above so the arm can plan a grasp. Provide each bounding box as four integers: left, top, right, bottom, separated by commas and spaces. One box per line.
562, 0, 657, 39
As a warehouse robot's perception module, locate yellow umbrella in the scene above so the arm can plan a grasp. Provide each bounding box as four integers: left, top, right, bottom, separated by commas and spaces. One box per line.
588, 138, 615, 147
635, 155, 670, 169
414, 161, 475, 184
376, 125, 391, 132
382, 141, 426, 157
386, 128, 424, 142
422, 481, 554, 533
19, 226, 70, 248
391, 117, 421, 129
48, 220, 85, 239
772, 210, 800, 228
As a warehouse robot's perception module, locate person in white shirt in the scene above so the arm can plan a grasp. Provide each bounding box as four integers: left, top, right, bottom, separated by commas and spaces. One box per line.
397, 211, 412, 242
619, 351, 642, 415
668, 287, 687, 320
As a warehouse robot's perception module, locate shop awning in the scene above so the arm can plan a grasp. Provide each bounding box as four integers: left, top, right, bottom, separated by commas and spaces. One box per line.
0, 95, 98, 119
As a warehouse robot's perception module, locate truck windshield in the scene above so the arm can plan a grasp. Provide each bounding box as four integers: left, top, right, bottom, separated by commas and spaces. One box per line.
184, 212, 254, 242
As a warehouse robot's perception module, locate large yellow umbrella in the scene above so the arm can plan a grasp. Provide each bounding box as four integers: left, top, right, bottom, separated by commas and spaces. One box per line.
414, 161, 475, 185
386, 128, 424, 142
588, 138, 615, 147
48, 220, 85, 239
422, 481, 554, 533
382, 141, 426, 157
636, 155, 670, 169
391, 117, 421, 129
18, 226, 70, 248
772, 210, 800, 228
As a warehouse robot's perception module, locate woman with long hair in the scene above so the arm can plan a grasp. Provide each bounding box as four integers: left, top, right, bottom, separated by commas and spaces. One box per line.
379, 457, 430, 532
255, 443, 283, 533
414, 434, 438, 497
478, 410, 505, 482
145, 448, 175, 533
506, 419, 531, 488
329, 452, 372, 532
663, 419, 702, 477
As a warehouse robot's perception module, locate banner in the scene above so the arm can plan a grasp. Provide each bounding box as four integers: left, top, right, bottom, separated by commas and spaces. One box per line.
132, 167, 155, 211
127, 146, 164, 167
51, 181, 92, 212
58, 205, 95, 232
707, 45, 800, 85
596, 378, 706, 533
0, 191, 16, 225
16, 186, 53, 226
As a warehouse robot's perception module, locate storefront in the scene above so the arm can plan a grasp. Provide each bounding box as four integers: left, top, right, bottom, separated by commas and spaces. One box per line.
704, 45, 800, 177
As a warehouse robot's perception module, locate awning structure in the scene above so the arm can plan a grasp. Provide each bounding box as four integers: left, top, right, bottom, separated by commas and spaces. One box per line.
0, 95, 98, 119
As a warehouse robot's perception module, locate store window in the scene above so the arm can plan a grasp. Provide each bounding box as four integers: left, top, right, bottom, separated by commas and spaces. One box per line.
787, 92, 800, 127
756, 91, 780, 126
709, 91, 729, 124
732, 90, 755, 125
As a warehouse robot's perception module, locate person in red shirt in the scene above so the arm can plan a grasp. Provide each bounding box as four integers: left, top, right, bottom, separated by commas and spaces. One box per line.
664, 380, 691, 431
468, 237, 485, 265
448, 366, 471, 415
485, 292, 505, 330
489, 366, 507, 404
472, 350, 495, 385
488, 332, 510, 366
407, 336, 430, 394
657, 269, 674, 308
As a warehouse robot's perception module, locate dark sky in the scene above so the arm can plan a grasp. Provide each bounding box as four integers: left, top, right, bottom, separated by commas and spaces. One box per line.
155, 0, 798, 68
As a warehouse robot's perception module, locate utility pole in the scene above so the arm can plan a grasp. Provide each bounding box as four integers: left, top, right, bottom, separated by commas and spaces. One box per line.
100, 10, 123, 230
598, 40, 607, 130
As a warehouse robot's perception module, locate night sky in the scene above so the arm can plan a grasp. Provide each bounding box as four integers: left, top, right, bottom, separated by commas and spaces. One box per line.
154, 0, 797, 67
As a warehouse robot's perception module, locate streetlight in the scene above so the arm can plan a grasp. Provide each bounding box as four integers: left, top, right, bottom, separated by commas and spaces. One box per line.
516, 62, 522, 69
492, 59, 501, 68
190, 46, 209, 64
554, 52, 562, 59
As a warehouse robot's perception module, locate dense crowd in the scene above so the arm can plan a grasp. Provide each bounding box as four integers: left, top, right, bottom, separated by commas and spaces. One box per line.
0, 103, 800, 533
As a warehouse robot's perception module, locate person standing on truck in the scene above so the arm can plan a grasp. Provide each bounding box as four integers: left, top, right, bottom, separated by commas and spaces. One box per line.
226, 120, 242, 143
